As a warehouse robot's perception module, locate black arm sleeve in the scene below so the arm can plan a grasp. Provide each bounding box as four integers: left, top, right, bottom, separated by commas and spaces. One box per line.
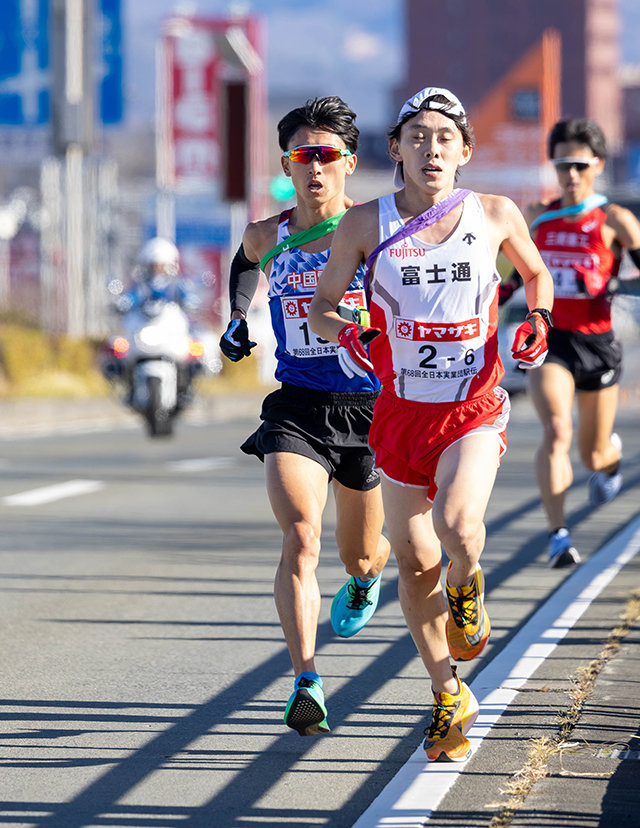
229, 244, 261, 317
628, 248, 640, 270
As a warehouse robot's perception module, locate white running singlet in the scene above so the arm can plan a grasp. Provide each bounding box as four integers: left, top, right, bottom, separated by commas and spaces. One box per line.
368, 191, 504, 403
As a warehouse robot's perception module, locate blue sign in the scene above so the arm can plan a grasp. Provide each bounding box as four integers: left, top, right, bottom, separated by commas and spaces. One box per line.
99, 0, 124, 125
627, 143, 640, 186
0, 0, 50, 126
175, 222, 231, 246
0, 0, 123, 127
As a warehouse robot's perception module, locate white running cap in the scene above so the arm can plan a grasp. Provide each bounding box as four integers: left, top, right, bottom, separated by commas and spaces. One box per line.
395, 86, 466, 124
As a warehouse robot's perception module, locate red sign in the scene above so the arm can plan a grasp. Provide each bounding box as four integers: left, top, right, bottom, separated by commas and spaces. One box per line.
158, 15, 268, 219
164, 24, 221, 186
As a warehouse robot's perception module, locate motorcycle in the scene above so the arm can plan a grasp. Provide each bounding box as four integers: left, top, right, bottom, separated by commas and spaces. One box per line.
100, 297, 206, 437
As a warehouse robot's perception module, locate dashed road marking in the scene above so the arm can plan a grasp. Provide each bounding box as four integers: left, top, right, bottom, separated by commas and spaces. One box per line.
3, 479, 104, 507
165, 457, 234, 473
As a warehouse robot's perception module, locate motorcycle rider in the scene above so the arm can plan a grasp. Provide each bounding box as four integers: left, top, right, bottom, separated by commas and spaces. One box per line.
116, 237, 201, 409
119, 237, 198, 314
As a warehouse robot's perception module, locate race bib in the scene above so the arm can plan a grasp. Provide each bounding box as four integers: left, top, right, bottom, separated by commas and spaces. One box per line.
542, 251, 599, 298
393, 315, 481, 380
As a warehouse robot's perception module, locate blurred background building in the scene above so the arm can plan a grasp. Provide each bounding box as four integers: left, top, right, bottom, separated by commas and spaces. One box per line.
0, 0, 638, 340
399, 0, 636, 206
402, 0, 623, 146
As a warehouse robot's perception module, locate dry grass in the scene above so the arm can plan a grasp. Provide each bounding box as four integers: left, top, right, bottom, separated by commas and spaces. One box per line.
487, 588, 640, 827
0, 320, 272, 399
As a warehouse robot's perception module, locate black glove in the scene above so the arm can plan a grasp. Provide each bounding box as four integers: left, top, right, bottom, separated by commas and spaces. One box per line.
498, 280, 517, 305
219, 318, 257, 362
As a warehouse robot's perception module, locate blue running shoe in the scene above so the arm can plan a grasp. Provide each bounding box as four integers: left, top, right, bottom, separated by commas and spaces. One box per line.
589, 433, 623, 506
548, 527, 580, 569
331, 575, 381, 638
284, 675, 330, 736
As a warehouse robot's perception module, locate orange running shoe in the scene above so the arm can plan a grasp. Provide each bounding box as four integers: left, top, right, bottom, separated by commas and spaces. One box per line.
445, 562, 491, 661
423, 666, 479, 762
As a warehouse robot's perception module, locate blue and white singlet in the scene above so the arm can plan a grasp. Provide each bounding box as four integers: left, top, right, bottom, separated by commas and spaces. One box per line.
267, 209, 379, 393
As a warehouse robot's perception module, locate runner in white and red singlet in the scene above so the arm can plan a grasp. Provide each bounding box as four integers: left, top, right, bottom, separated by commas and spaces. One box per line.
310, 86, 554, 762
501, 118, 640, 568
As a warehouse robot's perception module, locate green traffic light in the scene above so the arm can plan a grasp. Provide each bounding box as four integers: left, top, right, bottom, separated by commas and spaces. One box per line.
270, 175, 296, 201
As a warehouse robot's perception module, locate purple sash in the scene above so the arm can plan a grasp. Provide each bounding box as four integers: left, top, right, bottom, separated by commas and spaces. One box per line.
363, 188, 471, 297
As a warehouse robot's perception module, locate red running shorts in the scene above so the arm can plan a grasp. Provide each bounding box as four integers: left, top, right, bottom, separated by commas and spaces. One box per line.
369, 386, 510, 500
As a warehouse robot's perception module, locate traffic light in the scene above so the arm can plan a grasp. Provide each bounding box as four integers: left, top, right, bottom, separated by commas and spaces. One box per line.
270, 174, 295, 202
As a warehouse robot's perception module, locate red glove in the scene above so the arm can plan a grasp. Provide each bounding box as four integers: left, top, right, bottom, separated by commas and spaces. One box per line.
511, 311, 550, 370
337, 323, 380, 378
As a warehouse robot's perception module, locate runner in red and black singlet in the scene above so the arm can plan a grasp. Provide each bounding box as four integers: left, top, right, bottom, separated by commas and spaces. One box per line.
503, 118, 640, 568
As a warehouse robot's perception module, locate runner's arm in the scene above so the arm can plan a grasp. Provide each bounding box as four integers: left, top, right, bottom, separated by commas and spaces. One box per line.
309, 206, 374, 342
607, 203, 640, 253
608, 204, 640, 284
228, 244, 260, 320
492, 196, 554, 315
601, 204, 640, 293
219, 220, 273, 361
224, 218, 277, 321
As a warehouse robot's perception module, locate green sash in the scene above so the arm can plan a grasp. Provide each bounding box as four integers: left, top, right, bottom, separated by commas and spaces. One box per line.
259, 210, 347, 271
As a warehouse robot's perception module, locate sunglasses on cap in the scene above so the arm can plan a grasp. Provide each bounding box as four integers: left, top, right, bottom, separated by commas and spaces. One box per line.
283, 145, 353, 164
552, 157, 600, 172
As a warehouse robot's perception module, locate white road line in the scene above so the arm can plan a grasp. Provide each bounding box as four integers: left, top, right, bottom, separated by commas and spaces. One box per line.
2, 479, 104, 507
166, 457, 234, 473
352, 514, 640, 828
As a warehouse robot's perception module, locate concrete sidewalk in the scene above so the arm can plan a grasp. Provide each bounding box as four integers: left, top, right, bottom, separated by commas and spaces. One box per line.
0, 390, 267, 437
505, 556, 640, 828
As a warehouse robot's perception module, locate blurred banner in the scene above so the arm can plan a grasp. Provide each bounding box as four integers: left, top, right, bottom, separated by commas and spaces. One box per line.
0, 0, 123, 133
158, 14, 267, 209
166, 25, 222, 188
0, 0, 124, 338
156, 14, 268, 330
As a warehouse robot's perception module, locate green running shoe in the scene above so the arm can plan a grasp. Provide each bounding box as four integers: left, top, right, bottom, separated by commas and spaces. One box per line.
331, 575, 381, 638
284, 676, 330, 736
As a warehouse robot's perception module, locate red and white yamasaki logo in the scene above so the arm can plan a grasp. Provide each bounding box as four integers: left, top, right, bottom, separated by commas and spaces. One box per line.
395, 317, 480, 341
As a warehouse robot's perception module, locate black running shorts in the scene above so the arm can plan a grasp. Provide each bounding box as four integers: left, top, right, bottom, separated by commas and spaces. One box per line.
241, 383, 380, 491
546, 328, 622, 391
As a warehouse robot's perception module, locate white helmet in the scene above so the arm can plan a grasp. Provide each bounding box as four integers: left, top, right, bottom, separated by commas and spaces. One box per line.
138, 237, 179, 274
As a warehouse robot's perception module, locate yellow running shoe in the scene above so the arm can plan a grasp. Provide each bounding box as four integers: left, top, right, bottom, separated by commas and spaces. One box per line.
423, 666, 479, 762
445, 562, 491, 661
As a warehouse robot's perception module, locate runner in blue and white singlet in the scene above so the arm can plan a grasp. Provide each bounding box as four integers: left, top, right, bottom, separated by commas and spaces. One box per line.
268, 208, 378, 393
217, 97, 390, 738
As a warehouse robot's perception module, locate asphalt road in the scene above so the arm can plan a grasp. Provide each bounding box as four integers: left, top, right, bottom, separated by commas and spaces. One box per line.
0, 386, 638, 828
